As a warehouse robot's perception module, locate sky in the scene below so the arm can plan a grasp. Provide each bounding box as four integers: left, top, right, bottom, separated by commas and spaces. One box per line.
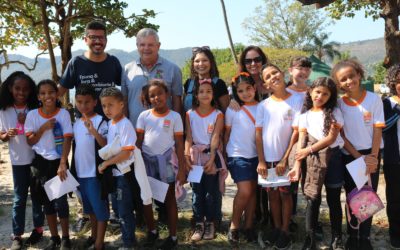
12, 0, 384, 57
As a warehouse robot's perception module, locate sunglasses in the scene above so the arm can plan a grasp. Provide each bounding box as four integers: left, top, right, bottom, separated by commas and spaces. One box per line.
244, 56, 262, 65
192, 46, 210, 54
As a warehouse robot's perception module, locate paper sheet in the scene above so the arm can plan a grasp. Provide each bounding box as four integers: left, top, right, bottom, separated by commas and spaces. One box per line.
44, 170, 79, 201
148, 177, 169, 203
187, 165, 204, 183
258, 168, 290, 187
345, 156, 368, 190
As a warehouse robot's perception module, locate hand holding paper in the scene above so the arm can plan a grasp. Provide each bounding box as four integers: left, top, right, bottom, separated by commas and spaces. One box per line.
345, 156, 368, 190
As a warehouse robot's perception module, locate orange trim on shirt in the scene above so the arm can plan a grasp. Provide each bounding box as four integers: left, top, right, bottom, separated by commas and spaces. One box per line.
217, 113, 224, 120
38, 108, 60, 119
373, 123, 386, 128
270, 92, 292, 102
244, 101, 258, 106
64, 133, 73, 138
121, 145, 135, 151
25, 132, 33, 137
256, 127, 263, 131
299, 128, 307, 132
224, 125, 232, 129
195, 108, 216, 118
342, 90, 367, 106
81, 113, 97, 121
136, 128, 145, 133
111, 115, 125, 125
151, 109, 170, 118
292, 126, 299, 130
174, 132, 184, 136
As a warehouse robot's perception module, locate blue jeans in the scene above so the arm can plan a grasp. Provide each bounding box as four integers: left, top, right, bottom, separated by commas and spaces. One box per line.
114, 175, 136, 247
12, 164, 44, 236
192, 173, 220, 222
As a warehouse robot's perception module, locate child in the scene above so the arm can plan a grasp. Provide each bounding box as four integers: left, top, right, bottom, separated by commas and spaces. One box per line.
255, 64, 303, 249
381, 64, 400, 249
98, 87, 137, 249
331, 59, 385, 250
224, 72, 259, 245
25, 79, 72, 250
0, 72, 44, 250
185, 78, 226, 242
136, 79, 185, 249
288, 77, 345, 250
72, 84, 109, 250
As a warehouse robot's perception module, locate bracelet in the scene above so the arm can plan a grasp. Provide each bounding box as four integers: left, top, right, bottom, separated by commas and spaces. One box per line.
309, 146, 313, 154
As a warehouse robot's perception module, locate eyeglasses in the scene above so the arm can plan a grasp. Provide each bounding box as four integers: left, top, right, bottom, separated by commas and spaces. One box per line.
232, 72, 251, 83
244, 56, 262, 65
192, 46, 210, 54
87, 35, 107, 41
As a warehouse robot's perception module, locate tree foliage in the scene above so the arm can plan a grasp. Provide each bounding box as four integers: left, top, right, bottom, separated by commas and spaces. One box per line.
372, 61, 387, 85
304, 33, 340, 62
243, 0, 328, 50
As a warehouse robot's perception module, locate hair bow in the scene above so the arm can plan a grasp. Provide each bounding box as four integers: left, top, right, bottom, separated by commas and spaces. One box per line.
199, 78, 212, 85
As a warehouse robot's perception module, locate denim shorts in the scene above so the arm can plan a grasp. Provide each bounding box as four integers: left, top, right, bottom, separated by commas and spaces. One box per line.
79, 177, 110, 221
227, 157, 258, 183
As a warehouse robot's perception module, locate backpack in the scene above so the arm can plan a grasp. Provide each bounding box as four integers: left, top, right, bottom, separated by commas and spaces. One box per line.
184, 77, 219, 112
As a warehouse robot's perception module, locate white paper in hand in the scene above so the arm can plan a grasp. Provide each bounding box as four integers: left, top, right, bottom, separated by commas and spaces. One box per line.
187, 165, 204, 183
44, 170, 79, 201
148, 177, 169, 203
258, 168, 290, 187
345, 156, 368, 190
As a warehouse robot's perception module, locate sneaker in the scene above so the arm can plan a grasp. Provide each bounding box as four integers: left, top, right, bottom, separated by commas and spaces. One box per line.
25, 229, 43, 245
359, 237, 373, 250
289, 219, 298, 233
10, 237, 22, 250
73, 217, 89, 232
275, 231, 291, 250
302, 234, 316, 250
345, 236, 358, 250
203, 221, 215, 240
315, 221, 324, 240
60, 237, 71, 250
157, 236, 177, 250
191, 222, 204, 242
330, 235, 344, 250
264, 228, 281, 246
44, 236, 61, 250
391, 236, 400, 249
227, 228, 240, 245
144, 231, 159, 247
84, 236, 95, 248
244, 228, 257, 243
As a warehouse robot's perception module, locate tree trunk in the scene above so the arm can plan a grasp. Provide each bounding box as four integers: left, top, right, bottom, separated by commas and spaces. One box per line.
220, 0, 238, 65
39, 0, 59, 82
382, 0, 400, 68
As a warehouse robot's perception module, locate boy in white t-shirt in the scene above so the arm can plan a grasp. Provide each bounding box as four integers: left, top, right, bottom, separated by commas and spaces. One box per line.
98, 87, 137, 249
72, 85, 109, 250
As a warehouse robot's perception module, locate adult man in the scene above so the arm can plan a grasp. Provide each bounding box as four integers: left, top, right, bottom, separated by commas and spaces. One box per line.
122, 28, 183, 127
58, 20, 122, 117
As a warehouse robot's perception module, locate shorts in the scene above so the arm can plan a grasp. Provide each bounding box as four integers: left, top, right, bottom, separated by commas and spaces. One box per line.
264, 161, 297, 194
79, 177, 110, 221
227, 157, 258, 183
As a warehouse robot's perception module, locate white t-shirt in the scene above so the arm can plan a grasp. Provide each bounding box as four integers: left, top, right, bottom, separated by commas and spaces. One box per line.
136, 109, 183, 156
73, 114, 108, 178
286, 87, 307, 100
25, 108, 73, 160
256, 94, 303, 162
338, 90, 385, 152
0, 106, 34, 165
225, 103, 258, 158
187, 109, 224, 146
298, 108, 345, 148
107, 116, 136, 176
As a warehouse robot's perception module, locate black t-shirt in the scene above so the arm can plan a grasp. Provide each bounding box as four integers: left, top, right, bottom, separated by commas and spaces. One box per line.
60, 54, 122, 116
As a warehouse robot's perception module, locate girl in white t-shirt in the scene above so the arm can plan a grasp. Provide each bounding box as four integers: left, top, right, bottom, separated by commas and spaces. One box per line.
0, 72, 44, 248
288, 77, 345, 250
25, 80, 73, 249
185, 79, 226, 242
332, 59, 385, 249
224, 72, 259, 244
136, 79, 185, 249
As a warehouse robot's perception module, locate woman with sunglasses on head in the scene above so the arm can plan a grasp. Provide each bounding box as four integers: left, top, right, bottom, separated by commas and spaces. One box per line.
183, 46, 230, 113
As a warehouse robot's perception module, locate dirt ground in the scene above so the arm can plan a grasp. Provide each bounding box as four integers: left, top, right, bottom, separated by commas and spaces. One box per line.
0, 141, 390, 249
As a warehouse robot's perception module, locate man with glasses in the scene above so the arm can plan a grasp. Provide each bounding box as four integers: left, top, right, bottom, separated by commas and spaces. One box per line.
58, 20, 122, 117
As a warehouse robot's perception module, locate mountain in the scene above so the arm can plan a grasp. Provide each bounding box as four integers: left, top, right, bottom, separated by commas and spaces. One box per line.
1, 39, 384, 82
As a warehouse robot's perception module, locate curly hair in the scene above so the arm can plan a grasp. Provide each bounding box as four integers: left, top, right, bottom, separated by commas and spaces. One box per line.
140, 79, 169, 107
190, 47, 219, 79
231, 72, 259, 106
331, 59, 365, 84
239, 45, 268, 73
0, 71, 38, 110
302, 77, 338, 136
385, 63, 400, 95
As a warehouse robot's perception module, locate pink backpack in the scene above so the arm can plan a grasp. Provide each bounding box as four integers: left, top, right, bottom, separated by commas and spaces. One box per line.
346, 179, 384, 229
